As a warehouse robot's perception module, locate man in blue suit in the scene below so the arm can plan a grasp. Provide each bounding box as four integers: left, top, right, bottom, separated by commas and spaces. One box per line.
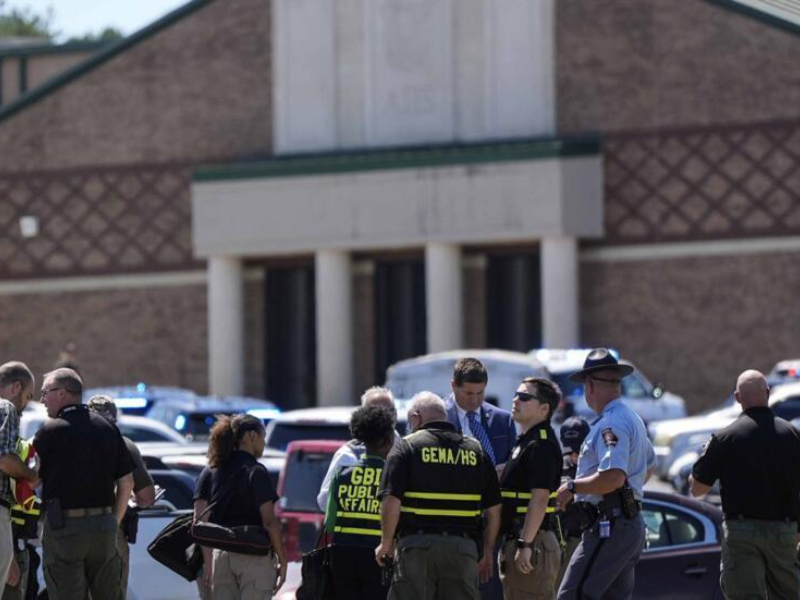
444, 357, 518, 600
444, 357, 517, 468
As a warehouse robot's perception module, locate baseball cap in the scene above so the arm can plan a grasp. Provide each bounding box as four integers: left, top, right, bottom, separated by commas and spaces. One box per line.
559, 416, 590, 454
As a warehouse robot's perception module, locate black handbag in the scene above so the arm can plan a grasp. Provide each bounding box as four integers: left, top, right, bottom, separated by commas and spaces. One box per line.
147, 512, 203, 582
189, 464, 274, 556
190, 521, 273, 556
296, 531, 335, 600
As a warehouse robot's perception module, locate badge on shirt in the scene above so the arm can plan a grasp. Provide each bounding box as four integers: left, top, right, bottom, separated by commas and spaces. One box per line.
511, 446, 521, 460
602, 428, 618, 447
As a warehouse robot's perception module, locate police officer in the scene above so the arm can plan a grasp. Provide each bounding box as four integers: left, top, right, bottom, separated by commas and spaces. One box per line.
376, 391, 502, 600
555, 349, 655, 600
325, 404, 396, 600
88, 395, 156, 599
34, 368, 134, 600
555, 417, 590, 591
498, 378, 563, 600
691, 369, 800, 599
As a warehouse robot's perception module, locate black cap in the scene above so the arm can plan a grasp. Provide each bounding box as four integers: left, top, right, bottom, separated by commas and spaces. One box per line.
567, 348, 634, 383
559, 417, 590, 454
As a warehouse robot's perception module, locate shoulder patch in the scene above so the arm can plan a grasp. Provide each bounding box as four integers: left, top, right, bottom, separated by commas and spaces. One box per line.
602, 428, 618, 447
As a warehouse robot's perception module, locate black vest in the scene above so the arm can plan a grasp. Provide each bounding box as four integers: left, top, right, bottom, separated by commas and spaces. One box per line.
331, 455, 384, 547
500, 425, 560, 534
399, 426, 485, 537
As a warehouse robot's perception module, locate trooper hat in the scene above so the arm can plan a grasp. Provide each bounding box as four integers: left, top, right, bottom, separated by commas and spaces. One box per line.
559, 416, 590, 454
87, 395, 118, 423
567, 348, 634, 383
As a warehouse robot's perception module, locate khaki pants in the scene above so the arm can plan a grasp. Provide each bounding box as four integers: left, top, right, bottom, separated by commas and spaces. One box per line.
212, 550, 277, 600
42, 513, 122, 600
1, 543, 29, 600
499, 531, 561, 600
116, 527, 129, 599
388, 534, 480, 600
721, 519, 800, 600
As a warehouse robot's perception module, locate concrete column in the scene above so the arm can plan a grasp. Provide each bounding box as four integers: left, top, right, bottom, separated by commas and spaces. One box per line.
426, 243, 463, 353
315, 250, 353, 406
541, 236, 579, 348
208, 256, 244, 396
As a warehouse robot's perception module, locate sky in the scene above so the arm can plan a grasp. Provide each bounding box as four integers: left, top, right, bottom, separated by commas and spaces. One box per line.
9, 0, 189, 40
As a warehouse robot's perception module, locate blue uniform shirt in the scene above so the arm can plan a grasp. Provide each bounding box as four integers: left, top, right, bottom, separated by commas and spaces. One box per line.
575, 399, 655, 503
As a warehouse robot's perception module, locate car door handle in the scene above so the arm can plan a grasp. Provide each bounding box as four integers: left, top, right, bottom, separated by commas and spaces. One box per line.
684, 566, 707, 577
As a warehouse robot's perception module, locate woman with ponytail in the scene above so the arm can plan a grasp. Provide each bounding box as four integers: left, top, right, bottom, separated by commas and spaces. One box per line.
193, 414, 287, 599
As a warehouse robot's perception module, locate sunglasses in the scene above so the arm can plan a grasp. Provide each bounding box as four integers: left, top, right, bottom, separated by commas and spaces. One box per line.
589, 376, 622, 384
514, 391, 540, 403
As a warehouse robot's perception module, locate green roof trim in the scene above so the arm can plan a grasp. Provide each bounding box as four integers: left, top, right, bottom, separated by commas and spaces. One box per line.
0, 0, 215, 125
707, 0, 800, 37
0, 40, 109, 58
193, 137, 602, 183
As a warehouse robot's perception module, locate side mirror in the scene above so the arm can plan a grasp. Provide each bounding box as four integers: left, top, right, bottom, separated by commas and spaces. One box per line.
652, 384, 664, 399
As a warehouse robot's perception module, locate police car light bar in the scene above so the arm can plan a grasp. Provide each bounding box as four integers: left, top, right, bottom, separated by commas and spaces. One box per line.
113, 397, 149, 410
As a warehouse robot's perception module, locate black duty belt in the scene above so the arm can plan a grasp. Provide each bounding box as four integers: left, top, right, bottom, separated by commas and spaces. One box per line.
400, 528, 477, 542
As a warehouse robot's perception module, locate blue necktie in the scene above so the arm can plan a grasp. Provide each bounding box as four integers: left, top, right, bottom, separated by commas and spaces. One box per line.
467, 411, 497, 465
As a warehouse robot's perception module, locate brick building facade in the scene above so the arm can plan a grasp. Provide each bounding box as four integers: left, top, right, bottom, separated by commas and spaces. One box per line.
0, 0, 798, 412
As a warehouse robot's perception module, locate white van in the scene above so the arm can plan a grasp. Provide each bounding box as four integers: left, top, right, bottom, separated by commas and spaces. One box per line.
384, 349, 548, 413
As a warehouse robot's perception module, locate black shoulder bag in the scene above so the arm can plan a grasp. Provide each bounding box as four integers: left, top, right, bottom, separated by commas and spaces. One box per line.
189, 465, 274, 556
296, 529, 335, 600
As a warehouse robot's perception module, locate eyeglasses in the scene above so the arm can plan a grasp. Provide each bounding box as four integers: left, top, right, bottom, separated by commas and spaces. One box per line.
589, 376, 621, 385
40, 387, 63, 398
514, 392, 540, 403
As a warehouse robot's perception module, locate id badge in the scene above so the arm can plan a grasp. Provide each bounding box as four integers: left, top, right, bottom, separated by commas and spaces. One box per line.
599, 520, 611, 539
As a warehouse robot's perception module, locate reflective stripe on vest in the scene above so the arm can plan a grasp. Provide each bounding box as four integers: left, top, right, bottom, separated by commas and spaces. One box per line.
500, 490, 558, 514
332, 463, 383, 542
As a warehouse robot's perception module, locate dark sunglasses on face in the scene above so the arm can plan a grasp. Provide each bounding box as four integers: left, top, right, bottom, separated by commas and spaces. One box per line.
514, 392, 539, 402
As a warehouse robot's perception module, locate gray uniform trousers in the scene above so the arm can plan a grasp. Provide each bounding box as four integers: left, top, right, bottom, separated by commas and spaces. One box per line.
557, 513, 645, 600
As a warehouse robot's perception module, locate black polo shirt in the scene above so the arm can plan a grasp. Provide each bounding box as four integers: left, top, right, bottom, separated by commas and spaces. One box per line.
33, 404, 134, 510
500, 421, 562, 494
693, 406, 800, 522
194, 450, 279, 528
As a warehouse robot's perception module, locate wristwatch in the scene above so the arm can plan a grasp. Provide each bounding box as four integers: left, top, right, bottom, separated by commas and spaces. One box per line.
567, 480, 576, 494
516, 538, 535, 550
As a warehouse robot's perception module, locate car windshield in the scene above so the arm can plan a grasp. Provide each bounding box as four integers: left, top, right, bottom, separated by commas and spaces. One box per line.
267, 423, 352, 451
281, 450, 334, 512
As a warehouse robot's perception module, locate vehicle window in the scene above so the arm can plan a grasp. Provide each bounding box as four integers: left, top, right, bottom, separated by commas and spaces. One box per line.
622, 375, 649, 399
772, 397, 800, 422
281, 451, 333, 512
117, 424, 172, 443
643, 505, 704, 549
267, 424, 352, 451
151, 473, 194, 511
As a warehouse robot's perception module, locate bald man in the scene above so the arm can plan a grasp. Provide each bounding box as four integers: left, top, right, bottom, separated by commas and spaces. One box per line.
691, 370, 800, 600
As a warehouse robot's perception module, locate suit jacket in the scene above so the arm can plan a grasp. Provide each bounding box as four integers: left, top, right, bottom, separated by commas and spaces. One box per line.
444, 395, 517, 465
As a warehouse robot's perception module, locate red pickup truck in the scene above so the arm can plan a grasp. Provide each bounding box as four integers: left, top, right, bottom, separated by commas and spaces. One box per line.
275, 439, 343, 562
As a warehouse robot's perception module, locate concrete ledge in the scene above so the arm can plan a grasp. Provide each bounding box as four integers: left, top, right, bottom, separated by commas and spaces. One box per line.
192, 147, 603, 258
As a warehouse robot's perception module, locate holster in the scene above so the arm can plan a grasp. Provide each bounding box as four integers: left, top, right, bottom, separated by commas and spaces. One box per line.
559, 502, 598, 533
601, 482, 641, 520
122, 507, 140, 544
